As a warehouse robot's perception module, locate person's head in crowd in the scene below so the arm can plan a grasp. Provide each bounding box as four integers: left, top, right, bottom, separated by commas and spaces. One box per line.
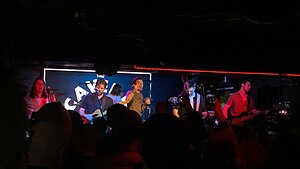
68, 110, 84, 127
113, 109, 143, 145
155, 101, 172, 114
106, 103, 130, 128
33, 101, 71, 124
139, 113, 192, 169
93, 116, 109, 133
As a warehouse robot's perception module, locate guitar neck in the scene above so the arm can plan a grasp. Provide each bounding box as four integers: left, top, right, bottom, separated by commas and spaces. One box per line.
239, 114, 257, 122
230, 110, 267, 126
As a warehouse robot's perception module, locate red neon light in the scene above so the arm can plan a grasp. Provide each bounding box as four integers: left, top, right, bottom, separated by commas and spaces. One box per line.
133, 65, 300, 77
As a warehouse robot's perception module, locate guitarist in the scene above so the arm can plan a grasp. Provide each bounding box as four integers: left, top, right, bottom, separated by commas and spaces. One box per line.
222, 78, 262, 144
78, 78, 114, 124
24, 77, 57, 119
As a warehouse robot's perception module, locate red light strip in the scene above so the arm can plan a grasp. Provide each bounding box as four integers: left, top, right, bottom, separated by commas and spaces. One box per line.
134, 65, 300, 77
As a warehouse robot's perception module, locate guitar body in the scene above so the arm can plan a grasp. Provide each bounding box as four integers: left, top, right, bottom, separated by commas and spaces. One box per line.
228, 103, 287, 127
82, 109, 107, 124
229, 110, 268, 126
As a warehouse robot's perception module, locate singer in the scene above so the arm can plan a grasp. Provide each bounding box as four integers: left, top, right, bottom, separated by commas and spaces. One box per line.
121, 76, 150, 117
78, 78, 113, 124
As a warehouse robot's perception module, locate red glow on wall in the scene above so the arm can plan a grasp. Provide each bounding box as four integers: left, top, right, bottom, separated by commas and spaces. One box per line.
133, 65, 300, 77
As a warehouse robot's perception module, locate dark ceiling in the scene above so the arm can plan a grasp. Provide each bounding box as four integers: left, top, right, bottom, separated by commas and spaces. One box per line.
2, 0, 300, 74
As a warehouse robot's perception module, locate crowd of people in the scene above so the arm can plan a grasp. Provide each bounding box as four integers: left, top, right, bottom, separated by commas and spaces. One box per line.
1, 70, 298, 169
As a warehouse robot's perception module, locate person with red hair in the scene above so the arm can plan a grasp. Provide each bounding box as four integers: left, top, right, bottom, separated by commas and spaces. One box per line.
24, 77, 56, 119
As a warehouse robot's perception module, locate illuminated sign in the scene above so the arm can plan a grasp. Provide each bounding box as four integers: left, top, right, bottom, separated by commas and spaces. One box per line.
44, 68, 152, 113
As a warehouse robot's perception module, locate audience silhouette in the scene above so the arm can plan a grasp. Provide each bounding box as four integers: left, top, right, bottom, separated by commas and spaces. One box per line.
26, 102, 72, 169
0, 67, 28, 169
134, 113, 195, 169
89, 104, 143, 169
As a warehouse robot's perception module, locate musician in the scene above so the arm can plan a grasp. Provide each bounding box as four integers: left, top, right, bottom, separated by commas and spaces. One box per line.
171, 79, 208, 152
222, 78, 261, 143
24, 77, 56, 119
121, 76, 150, 117
78, 78, 113, 124
172, 80, 206, 119
106, 83, 124, 104
222, 79, 261, 120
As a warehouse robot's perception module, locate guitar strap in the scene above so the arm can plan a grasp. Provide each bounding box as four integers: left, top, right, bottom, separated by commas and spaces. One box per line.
98, 97, 103, 115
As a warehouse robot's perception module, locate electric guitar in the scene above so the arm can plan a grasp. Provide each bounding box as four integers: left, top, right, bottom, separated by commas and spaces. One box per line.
229, 110, 268, 126
229, 105, 285, 126
82, 109, 107, 124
